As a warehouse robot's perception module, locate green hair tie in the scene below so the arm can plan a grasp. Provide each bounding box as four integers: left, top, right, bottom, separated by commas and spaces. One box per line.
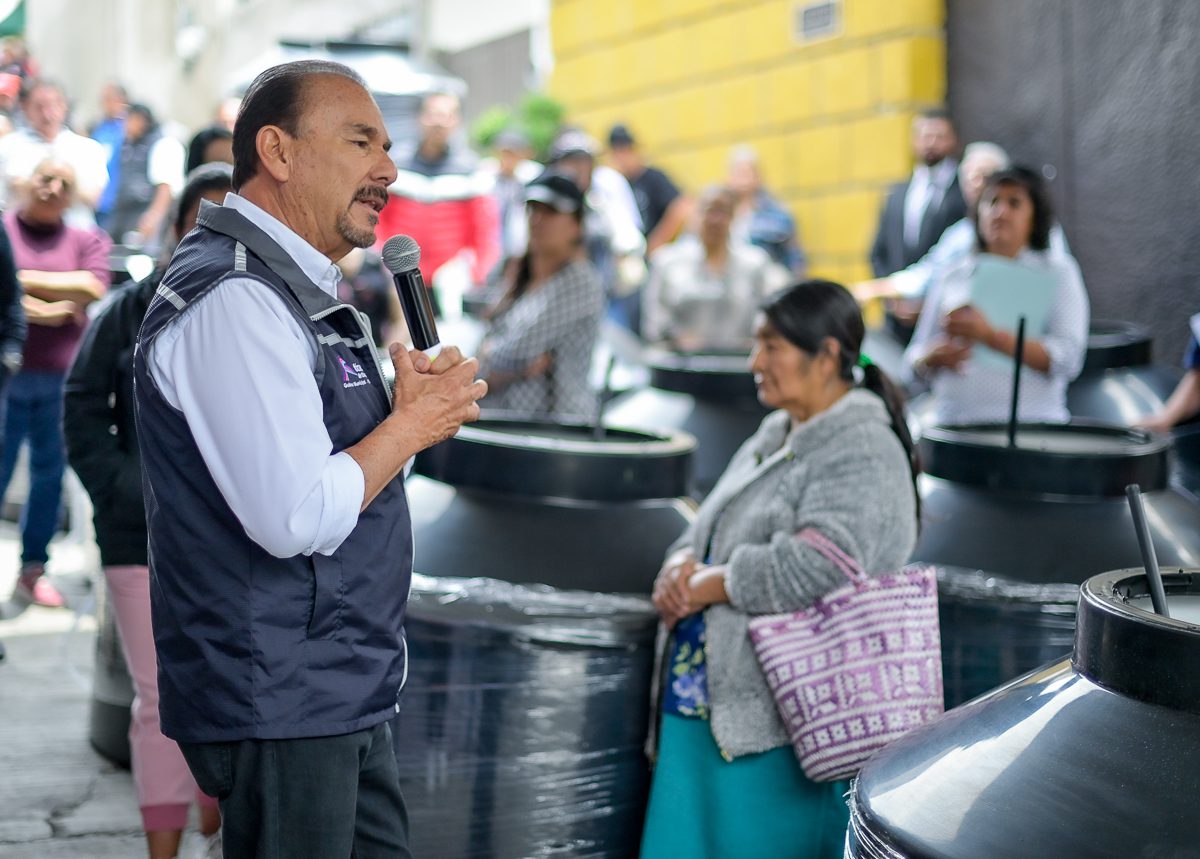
857, 354, 873, 369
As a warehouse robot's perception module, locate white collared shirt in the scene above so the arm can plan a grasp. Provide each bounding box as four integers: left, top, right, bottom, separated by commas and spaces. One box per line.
146, 193, 366, 558
903, 159, 958, 250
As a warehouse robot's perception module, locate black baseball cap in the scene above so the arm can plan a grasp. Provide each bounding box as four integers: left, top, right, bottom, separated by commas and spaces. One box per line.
608, 123, 635, 148
524, 170, 586, 214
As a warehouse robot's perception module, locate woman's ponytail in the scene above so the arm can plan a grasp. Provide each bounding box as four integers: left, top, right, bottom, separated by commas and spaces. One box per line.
860, 360, 922, 522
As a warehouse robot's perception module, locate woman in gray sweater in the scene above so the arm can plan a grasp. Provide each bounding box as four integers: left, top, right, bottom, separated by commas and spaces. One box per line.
640, 280, 920, 859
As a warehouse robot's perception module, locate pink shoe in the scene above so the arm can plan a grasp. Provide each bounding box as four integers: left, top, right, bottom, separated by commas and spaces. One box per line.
12, 567, 65, 608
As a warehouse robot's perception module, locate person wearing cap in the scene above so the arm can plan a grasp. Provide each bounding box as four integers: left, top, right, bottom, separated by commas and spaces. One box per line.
481, 127, 541, 265
65, 163, 234, 859
546, 128, 645, 330
477, 170, 604, 419
0, 72, 23, 119
607, 123, 690, 255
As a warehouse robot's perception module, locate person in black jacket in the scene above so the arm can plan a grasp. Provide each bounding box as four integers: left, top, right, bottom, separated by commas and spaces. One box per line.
869, 108, 966, 343
63, 163, 232, 859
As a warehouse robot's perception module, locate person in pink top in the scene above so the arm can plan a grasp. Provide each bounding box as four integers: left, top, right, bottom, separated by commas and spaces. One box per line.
2, 157, 109, 607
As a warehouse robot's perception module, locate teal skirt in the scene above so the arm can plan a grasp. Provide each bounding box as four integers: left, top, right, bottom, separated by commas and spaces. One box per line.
639, 714, 850, 859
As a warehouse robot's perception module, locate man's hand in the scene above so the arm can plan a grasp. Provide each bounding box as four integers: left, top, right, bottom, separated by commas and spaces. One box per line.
349, 344, 487, 511
389, 343, 487, 450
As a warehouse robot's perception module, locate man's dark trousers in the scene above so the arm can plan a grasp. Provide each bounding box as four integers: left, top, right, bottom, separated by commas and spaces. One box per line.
180, 722, 412, 858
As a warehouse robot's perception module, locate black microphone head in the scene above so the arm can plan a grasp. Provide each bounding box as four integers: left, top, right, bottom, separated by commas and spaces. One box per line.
382, 235, 421, 274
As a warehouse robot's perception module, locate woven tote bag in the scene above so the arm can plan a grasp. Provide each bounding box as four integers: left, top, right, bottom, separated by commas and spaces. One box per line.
747, 528, 944, 782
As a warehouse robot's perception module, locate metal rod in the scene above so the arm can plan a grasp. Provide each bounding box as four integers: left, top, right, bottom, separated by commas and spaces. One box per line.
591, 355, 617, 441
1006, 315, 1027, 448
1125, 484, 1170, 617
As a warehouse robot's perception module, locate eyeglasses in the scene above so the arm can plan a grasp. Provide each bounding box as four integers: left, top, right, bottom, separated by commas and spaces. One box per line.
34, 173, 72, 192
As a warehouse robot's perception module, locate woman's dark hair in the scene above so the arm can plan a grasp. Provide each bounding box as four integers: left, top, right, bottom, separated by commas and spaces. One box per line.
760, 279, 921, 516
186, 124, 233, 174
974, 165, 1053, 252
171, 162, 234, 238
487, 201, 585, 320
231, 59, 366, 190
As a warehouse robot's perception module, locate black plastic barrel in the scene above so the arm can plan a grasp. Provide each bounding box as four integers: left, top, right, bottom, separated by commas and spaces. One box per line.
89, 583, 134, 767
396, 417, 695, 858
914, 422, 1200, 706
601, 349, 765, 498
1066, 319, 1182, 423
847, 566, 1200, 859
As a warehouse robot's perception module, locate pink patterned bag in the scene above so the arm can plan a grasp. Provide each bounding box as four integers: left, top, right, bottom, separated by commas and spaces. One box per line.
747, 528, 944, 782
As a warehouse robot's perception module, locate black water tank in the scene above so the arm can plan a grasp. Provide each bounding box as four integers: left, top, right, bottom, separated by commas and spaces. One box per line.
848, 566, 1200, 859
1066, 319, 1181, 423
602, 350, 765, 497
914, 422, 1200, 705
395, 418, 694, 858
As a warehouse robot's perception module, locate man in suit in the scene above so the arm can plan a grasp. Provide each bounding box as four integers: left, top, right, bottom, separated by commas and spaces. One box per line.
869, 109, 966, 341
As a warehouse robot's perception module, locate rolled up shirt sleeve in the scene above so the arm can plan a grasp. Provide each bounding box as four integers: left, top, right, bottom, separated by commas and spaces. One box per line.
148, 277, 365, 558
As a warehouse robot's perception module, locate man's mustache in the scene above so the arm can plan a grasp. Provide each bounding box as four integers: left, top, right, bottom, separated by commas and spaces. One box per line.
354, 186, 388, 206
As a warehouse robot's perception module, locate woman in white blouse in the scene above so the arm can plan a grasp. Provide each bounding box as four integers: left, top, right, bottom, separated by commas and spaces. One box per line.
902, 166, 1089, 424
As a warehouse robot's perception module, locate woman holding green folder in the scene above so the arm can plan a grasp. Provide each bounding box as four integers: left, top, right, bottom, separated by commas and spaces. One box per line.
902, 166, 1089, 424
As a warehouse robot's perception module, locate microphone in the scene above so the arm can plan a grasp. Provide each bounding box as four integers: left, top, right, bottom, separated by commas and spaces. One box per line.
381, 235, 441, 359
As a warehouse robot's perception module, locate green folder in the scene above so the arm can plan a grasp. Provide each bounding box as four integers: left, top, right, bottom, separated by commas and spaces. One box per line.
967, 254, 1056, 370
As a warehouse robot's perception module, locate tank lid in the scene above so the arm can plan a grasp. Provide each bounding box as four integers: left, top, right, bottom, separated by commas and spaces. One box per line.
920, 421, 1170, 496
413, 415, 695, 502
1074, 567, 1200, 714
645, 348, 762, 405
1081, 319, 1153, 372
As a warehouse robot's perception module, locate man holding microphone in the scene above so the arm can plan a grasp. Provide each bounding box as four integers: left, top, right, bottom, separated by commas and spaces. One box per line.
133, 60, 486, 857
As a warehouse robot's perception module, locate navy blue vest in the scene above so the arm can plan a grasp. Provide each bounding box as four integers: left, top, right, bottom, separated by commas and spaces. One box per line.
134, 203, 412, 742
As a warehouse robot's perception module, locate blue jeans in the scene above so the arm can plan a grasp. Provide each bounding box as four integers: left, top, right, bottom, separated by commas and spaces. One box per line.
0, 371, 67, 566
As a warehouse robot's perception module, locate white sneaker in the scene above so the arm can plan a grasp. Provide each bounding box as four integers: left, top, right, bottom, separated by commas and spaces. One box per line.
184, 830, 223, 859
203, 830, 224, 859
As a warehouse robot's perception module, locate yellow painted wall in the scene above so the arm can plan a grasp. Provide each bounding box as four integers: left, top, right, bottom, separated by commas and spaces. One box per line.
548, 0, 947, 285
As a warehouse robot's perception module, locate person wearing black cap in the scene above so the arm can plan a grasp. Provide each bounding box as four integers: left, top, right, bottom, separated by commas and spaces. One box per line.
547, 128, 644, 330
477, 170, 604, 419
608, 123, 689, 255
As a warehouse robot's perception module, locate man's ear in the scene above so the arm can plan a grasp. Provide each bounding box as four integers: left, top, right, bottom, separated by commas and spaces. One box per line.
255, 125, 292, 183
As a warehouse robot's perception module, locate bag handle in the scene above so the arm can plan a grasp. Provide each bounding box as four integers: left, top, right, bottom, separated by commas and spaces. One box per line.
796, 527, 868, 584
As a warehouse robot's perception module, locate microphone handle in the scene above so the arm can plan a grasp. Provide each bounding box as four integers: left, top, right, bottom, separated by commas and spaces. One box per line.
392, 268, 441, 356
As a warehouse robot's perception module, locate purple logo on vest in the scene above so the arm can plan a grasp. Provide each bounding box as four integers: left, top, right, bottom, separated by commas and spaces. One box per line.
338, 356, 370, 389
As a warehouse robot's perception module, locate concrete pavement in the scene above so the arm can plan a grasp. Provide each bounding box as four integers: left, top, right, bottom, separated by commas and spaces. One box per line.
0, 524, 213, 858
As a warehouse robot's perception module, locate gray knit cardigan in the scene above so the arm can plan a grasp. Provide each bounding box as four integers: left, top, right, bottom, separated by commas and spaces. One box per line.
665, 388, 919, 760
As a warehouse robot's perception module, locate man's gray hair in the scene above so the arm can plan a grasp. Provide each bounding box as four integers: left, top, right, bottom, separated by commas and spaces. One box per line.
959, 141, 1011, 179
